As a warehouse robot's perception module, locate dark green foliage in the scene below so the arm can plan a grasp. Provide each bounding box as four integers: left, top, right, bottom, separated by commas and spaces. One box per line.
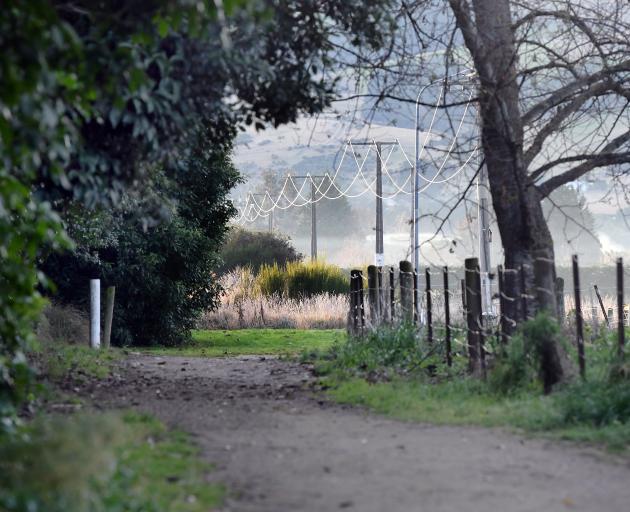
556, 381, 630, 427
1, 0, 393, 425
317, 323, 447, 378
490, 313, 569, 394
218, 229, 302, 274
43, 143, 240, 346
489, 332, 538, 395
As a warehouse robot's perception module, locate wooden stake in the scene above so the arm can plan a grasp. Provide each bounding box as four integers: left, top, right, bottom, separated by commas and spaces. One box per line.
103, 286, 115, 349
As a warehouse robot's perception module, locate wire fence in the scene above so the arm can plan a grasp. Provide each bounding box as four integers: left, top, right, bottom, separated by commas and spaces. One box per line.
347, 255, 627, 378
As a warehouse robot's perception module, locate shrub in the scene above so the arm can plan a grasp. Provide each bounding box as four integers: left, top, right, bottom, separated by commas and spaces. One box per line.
41, 142, 239, 347
490, 313, 571, 394
285, 260, 349, 298
489, 331, 538, 395
556, 380, 630, 427
36, 303, 89, 346
316, 323, 447, 379
257, 263, 286, 297
218, 228, 301, 274
256, 260, 349, 298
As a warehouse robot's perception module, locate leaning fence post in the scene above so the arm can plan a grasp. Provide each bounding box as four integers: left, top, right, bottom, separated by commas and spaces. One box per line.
389, 266, 395, 321
465, 258, 483, 376
425, 268, 433, 344
399, 260, 414, 322
90, 279, 101, 349
443, 266, 452, 367
367, 265, 380, 326
594, 284, 609, 327
103, 286, 116, 349
572, 254, 585, 378
617, 257, 625, 358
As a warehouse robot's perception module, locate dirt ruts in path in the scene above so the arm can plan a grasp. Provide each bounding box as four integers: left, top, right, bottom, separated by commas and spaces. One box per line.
89, 354, 630, 512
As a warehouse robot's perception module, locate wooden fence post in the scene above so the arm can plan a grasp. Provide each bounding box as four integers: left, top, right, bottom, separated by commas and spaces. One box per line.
349, 270, 359, 334
572, 254, 585, 378
389, 266, 395, 321
465, 258, 483, 376
555, 277, 565, 324
378, 266, 386, 322
399, 261, 414, 323
594, 284, 609, 327
617, 257, 625, 358
443, 266, 452, 367
425, 268, 433, 345
103, 286, 116, 349
367, 265, 380, 326
413, 270, 419, 324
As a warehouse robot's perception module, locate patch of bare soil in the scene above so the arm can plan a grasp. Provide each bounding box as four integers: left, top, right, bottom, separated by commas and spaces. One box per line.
77, 355, 630, 512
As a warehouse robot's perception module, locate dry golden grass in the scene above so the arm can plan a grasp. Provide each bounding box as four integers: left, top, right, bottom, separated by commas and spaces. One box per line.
201, 267, 348, 329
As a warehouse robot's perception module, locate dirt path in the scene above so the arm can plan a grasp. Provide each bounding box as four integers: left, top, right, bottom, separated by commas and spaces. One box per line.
89, 354, 630, 512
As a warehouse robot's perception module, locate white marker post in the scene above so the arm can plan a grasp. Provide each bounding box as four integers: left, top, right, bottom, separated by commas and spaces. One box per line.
90, 279, 101, 348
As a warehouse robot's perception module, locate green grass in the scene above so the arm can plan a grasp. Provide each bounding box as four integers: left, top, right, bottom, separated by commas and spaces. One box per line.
0, 411, 223, 511
147, 328, 344, 357
326, 376, 630, 451
36, 343, 121, 380
113, 412, 223, 510
311, 319, 630, 452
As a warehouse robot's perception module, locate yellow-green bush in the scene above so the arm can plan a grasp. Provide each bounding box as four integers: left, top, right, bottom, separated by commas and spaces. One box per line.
257, 261, 349, 298
257, 263, 287, 296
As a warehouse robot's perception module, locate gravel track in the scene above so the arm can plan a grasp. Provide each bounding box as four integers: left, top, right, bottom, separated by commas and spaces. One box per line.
87, 354, 630, 512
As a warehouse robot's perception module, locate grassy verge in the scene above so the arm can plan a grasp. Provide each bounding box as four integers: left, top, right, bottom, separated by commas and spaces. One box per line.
147, 328, 344, 357
0, 411, 222, 511
327, 377, 630, 450
34, 342, 122, 381
310, 320, 630, 452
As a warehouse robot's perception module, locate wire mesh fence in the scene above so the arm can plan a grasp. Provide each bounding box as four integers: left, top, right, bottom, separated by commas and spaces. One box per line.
347, 255, 627, 378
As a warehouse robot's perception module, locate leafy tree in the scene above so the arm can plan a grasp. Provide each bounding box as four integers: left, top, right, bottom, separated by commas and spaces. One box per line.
219, 228, 302, 274
1, 0, 393, 421
42, 138, 240, 346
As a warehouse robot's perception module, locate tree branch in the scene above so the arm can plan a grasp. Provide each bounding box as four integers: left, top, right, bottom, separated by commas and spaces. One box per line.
536, 130, 630, 197
521, 59, 630, 126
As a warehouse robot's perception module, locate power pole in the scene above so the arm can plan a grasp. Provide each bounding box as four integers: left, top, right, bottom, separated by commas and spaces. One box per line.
351, 140, 397, 267
477, 165, 494, 316
311, 180, 317, 260
292, 174, 327, 261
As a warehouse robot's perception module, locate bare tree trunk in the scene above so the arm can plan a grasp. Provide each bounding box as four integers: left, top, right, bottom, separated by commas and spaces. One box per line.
449, 0, 567, 384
